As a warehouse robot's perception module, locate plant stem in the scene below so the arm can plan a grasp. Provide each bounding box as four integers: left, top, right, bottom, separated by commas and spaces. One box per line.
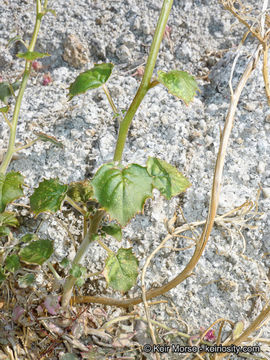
113, 0, 173, 161
97, 237, 114, 255
65, 195, 87, 217
14, 139, 38, 152
2, 112, 12, 129
0, 0, 44, 175
47, 261, 62, 280
61, 210, 105, 307
102, 84, 118, 115
61, 0, 173, 308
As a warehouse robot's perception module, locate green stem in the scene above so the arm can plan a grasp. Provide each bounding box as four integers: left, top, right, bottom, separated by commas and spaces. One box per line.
61, 210, 105, 307
113, 0, 173, 161
14, 139, 38, 152
65, 195, 87, 217
47, 261, 61, 280
2, 112, 12, 129
0, 0, 44, 175
102, 84, 118, 115
97, 237, 114, 255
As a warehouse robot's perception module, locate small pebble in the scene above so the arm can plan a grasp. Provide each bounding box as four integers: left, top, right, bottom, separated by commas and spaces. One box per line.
133, 17, 140, 30
199, 119, 207, 131
141, 21, 151, 35
236, 137, 244, 144
116, 45, 131, 62
244, 103, 257, 112
265, 114, 270, 123
262, 187, 270, 199
257, 161, 266, 174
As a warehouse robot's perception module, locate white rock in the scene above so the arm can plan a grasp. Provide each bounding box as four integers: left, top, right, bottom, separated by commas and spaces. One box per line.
262, 187, 270, 199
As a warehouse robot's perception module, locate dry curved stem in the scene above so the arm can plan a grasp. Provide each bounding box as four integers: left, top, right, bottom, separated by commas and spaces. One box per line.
72, 43, 262, 308
141, 235, 173, 360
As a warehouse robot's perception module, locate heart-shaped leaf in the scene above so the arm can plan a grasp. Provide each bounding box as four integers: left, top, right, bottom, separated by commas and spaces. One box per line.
17, 51, 50, 61
68, 63, 114, 100
5, 254, 20, 272
147, 157, 191, 199
91, 162, 153, 226
19, 239, 53, 265
0, 172, 24, 212
30, 178, 68, 215
157, 70, 199, 105
103, 248, 138, 292
101, 224, 122, 242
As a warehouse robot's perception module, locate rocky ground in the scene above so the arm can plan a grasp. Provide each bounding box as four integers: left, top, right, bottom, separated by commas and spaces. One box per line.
0, 0, 270, 359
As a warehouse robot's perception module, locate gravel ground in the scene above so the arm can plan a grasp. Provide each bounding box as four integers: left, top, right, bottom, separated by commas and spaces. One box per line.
0, 0, 270, 359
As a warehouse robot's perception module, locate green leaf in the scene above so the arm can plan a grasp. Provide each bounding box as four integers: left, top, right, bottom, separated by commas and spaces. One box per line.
0, 172, 24, 212
30, 179, 68, 215
6, 35, 26, 49
67, 180, 94, 203
0, 212, 19, 228
60, 258, 69, 268
70, 264, 86, 278
20, 233, 39, 243
68, 63, 114, 100
5, 254, 20, 272
157, 70, 199, 105
0, 226, 11, 237
18, 273, 35, 288
19, 239, 53, 265
146, 157, 191, 199
16, 51, 50, 61
0, 269, 6, 283
43, 8, 56, 17
104, 248, 138, 292
35, 132, 64, 148
70, 264, 87, 286
91, 162, 153, 226
0, 81, 20, 104
61, 354, 79, 360
101, 224, 122, 242
0, 105, 9, 113
232, 321, 244, 340
0, 211, 19, 237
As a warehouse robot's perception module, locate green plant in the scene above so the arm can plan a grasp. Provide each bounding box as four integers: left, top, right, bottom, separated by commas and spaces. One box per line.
29, 0, 197, 307
1, 1, 270, 357
0, 0, 197, 305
